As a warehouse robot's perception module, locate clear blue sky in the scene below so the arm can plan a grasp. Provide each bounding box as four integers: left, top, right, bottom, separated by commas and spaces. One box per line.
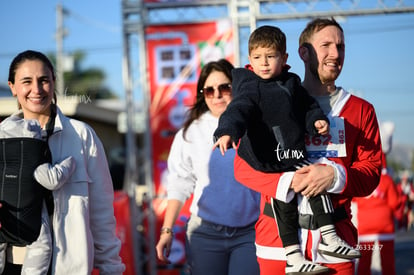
1, 1, 413, 148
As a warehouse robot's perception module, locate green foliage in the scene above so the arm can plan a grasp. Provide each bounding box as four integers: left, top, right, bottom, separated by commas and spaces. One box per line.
47, 50, 118, 99
388, 158, 405, 174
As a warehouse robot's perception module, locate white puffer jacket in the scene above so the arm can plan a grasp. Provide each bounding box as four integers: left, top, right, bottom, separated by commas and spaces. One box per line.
8, 107, 125, 275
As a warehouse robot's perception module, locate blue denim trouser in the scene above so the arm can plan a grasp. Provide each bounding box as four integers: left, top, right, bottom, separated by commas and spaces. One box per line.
185, 215, 259, 275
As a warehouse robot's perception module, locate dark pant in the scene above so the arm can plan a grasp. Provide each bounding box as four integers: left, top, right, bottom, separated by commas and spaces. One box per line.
186, 215, 260, 275
272, 193, 334, 247
3, 262, 22, 275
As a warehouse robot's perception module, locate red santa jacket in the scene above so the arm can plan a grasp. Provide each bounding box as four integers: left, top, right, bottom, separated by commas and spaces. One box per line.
353, 169, 400, 241
234, 89, 382, 263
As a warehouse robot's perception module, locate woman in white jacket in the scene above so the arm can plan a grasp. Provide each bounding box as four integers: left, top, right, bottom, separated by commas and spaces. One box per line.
4, 50, 125, 275
155, 59, 260, 275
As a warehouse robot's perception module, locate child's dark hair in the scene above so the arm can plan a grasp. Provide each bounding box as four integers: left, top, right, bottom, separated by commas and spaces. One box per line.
248, 25, 286, 55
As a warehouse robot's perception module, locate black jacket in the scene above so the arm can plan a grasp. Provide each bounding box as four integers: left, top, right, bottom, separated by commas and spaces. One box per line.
214, 67, 328, 172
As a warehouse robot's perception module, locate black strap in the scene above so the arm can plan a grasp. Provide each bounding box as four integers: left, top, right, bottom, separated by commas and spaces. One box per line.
44, 104, 56, 140
263, 202, 348, 230
43, 104, 57, 216
44, 105, 56, 275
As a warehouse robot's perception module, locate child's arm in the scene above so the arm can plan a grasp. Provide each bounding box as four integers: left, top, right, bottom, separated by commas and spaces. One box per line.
213, 135, 237, 155
213, 69, 260, 152
34, 156, 76, 190
314, 120, 329, 135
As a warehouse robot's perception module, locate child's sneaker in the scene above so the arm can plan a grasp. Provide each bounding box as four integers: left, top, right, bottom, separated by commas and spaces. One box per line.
318, 236, 361, 260
285, 259, 330, 275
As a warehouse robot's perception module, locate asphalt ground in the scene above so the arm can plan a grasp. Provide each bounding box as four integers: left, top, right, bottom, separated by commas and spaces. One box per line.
395, 229, 414, 275
368, 229, 414, 275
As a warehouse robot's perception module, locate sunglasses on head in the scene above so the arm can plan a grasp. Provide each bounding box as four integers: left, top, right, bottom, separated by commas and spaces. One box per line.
200, 83, 232, 98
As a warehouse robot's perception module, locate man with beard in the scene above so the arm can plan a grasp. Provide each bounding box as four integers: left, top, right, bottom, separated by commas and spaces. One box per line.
233, 18, 382, 275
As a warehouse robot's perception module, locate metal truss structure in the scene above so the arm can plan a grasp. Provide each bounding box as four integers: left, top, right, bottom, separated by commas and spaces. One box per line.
121, 1, 414, 274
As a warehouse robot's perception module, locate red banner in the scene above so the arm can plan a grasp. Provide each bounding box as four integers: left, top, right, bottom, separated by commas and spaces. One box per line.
145, 20, 234, 268
145, 20, 234, 200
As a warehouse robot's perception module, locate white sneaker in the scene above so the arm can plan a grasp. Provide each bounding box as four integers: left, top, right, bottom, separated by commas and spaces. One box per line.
318, 236, 361, 260
285, 260, 330, 275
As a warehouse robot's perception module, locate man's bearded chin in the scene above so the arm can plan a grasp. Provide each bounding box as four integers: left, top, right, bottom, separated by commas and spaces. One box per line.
311, 63, 340, 84
321, 70, 341, 84
309, 57, 341, 84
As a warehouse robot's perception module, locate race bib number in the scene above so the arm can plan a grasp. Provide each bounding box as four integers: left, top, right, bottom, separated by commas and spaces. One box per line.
305, 117, 347, 158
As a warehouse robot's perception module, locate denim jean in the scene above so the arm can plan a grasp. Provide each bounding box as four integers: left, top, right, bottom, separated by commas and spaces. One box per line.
185, 215, 259, 275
